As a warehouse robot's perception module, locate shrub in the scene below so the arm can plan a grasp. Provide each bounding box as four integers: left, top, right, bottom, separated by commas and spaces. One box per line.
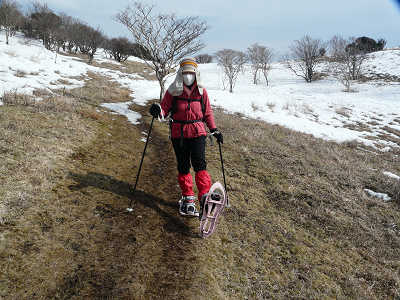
215, 49, 247, 93
346, 36, 386, 54
195, 54, 213, 63
286, 35, 325, 83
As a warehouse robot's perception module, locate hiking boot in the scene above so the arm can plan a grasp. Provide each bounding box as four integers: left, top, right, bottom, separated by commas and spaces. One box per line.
178, 195, 199, 217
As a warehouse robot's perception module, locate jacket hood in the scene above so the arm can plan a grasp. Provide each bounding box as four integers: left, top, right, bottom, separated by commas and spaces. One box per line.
167, 67, 204, 96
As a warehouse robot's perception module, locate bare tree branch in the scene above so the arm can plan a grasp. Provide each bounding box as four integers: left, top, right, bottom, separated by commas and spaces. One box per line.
215, 49, 247, 93
328, 36, 367, 92
247, 43, 273, 85
286, 35, 324, 83
195, 53, 212, 63
116, 2, 208, 100
0, 0, 22, 44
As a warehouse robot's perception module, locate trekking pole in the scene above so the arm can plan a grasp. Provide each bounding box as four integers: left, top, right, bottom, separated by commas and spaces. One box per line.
127, 116, 155, 211
218, 141, 230, 208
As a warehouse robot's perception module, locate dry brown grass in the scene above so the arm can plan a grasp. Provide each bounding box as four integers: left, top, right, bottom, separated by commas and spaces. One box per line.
15, 70, 27, 78
61, 51, 156, 81
377, 133, 400, 147
335, 107, 352, 118
266, 101, 276, 112
0, 69, 133, 298
312, 71, 328, 81
55, 71, 132, 106
382, 126, 400, 137
367, 120, 380, 126
0, 97, 92, 227
1, 90, 35, 106
91, 59, 157, 81
343, 121, 373, 132
251, 102, 264, 112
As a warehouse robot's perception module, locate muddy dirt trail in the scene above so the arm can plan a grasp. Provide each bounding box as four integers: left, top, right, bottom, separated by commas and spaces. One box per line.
52, 103, 208, 299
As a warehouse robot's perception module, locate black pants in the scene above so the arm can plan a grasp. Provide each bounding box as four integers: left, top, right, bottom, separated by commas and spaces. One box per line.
172, 136, 207, 174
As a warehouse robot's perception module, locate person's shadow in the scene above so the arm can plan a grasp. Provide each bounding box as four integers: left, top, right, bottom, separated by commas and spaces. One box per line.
68, 172, 198, 238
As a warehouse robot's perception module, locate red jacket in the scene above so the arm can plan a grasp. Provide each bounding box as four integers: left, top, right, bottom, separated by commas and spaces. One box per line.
160, 83, 216, 139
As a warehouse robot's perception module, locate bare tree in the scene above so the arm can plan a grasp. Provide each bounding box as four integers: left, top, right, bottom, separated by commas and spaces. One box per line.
75, 23, 92, 54
116, 2, 208, 100
65, 20, 84, 53
0, 0, 22, 44
30, 3, 62, 50
215, 49, 247, 93
329, 36, 367, 92
247, 43, 273, 85
286, 35, 324, 83
195, 53, 213, 64
376, 38, 386, 51
329, 34, 348, 58
55, 13, 77, 53
261, 50, 273, 86
104, 37, 135, 62
85, 26, 104, 64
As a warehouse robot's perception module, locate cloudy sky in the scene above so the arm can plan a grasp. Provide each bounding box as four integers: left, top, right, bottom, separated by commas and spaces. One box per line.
19, 0, 400, 57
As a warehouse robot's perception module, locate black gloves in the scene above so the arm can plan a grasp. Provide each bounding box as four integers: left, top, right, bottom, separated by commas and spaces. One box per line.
211, 128, 223, 144
149, 103, 161, 118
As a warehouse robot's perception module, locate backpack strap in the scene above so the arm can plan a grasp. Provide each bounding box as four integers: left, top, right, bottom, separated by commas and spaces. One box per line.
200, 95, 205, 118
171, 96, 178, 118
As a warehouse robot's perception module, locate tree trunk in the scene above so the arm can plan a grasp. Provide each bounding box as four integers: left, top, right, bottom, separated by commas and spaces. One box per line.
253, 70, 258, 84
159, 78, 166, 101
307, 67, 313, 82
265, 75, 269, 86
6, 29, 9, 45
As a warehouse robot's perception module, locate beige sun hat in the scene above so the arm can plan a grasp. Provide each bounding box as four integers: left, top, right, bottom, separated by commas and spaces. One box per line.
167, 57, 204, 96
180, 57, 198, 73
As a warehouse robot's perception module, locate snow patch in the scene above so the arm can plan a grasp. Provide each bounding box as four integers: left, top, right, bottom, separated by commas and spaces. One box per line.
364, 189, 392, 202
101, 102, 141, 125
383, 171, 400, 181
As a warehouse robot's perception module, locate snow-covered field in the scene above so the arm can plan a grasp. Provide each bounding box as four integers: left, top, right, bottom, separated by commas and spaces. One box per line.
0, 34, 92, 96
192, 55, 400, 152
0, 32, 158, 124
1, 32, 400, 152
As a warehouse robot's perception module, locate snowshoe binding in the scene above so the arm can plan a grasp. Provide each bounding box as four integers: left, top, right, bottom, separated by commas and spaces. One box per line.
199, 182, 226, 238
179, 196, 199, 217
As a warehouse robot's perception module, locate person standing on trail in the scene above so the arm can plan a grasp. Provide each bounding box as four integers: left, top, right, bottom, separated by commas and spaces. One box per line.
149, 57, 223, 217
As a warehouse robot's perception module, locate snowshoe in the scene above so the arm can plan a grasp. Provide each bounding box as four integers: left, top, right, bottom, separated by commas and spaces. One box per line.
199, 182, 226, 238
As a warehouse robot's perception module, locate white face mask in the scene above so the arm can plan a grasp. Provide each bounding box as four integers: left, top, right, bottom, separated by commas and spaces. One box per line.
183, 73, 195, 86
